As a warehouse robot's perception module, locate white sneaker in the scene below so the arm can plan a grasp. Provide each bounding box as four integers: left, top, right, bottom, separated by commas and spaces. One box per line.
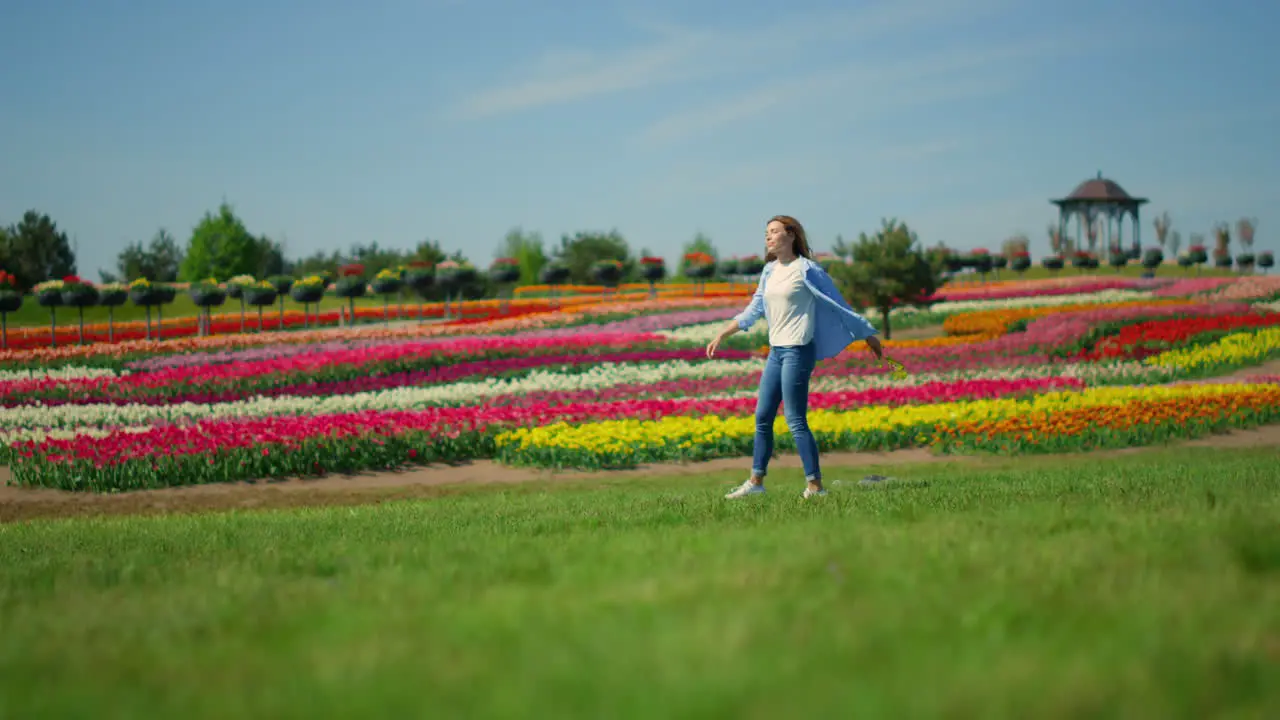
725, 480, 766, 499
802, 487, 827, 499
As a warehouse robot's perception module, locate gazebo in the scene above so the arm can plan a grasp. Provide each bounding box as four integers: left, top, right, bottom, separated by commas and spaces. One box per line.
1050, 172, 1148, 257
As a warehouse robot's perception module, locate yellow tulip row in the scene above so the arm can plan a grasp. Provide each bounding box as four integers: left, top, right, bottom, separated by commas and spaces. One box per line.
1144, 326, 1280, 371
494, 383, 1269, 463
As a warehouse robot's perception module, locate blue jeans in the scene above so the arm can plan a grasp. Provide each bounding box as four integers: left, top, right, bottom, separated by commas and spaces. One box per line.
751, 342, 821, 482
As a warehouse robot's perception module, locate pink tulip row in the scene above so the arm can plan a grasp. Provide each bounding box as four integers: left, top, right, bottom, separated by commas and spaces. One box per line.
13, 376, 1085, 466
0, 332, 666, 397
929, 278, 1156, 302
3, 348, 756, 408
1196, 276, 1280, 302
832, 302, 1254, 372
1150, 278, 1235, 297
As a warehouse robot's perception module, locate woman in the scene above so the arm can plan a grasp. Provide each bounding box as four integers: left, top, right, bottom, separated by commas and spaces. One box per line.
706, 215, 884, 499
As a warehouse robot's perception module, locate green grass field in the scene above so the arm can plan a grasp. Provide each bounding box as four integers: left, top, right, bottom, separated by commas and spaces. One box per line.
2, 447, 1277, 718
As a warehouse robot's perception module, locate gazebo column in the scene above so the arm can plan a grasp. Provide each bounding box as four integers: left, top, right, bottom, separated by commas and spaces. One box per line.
1131, 208, 1141, 256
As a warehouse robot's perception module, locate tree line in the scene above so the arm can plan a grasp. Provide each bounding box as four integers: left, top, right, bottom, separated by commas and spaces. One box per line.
0, 204, 953, 338
0, 203, 738, 291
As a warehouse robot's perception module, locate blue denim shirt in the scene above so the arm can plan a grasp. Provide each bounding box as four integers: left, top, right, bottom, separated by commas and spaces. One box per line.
733, 257, 879, 361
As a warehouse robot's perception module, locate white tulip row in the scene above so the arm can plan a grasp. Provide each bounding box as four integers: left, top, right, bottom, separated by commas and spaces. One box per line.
0, 359, 765, 430
0, 366, 125, 382
0, 359, 1175, 442
661, 319, 767, 343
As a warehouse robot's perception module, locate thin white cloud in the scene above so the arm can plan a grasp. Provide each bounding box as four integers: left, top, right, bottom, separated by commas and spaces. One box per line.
636, 35, 1072, 147
448, 0, 1017, 120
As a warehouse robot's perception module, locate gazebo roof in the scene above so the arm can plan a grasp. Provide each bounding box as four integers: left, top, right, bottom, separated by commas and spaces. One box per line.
1051, 171, 1148, 206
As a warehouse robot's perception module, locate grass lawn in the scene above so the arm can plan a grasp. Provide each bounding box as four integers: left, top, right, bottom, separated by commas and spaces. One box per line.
2, 448, 1278, 718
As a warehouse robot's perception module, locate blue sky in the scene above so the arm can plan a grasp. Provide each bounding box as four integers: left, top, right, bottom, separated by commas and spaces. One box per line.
2, 0, 1277, 278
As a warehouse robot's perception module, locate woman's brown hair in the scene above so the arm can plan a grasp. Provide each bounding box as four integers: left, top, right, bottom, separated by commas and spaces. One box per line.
765, 215, 813, 262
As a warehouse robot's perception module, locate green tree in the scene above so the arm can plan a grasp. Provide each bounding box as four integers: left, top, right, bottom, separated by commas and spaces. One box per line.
497, 227, 548, 285
831, 233, 853, 260
827, 218, 943, 340
411, 239, 448, 267
291, 249, 342, 277
256, 236, 286, 277
0, 225, 12, 279
116, 228, 184, 282
553, 230, 631, 283
179, 203, 263, 281
3, 210, 78, 288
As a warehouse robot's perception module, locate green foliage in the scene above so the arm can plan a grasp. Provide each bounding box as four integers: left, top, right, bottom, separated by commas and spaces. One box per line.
678, 233, 718, 278
553, 230, 632, 283
179, 203, 263, 282
827, 218, 944, 339
498, 227, 549, 285
1, 210, 78, 289
116, 228, 183, 282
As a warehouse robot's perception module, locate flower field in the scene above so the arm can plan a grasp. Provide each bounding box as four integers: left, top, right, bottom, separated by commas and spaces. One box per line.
4, 274, 1280, 492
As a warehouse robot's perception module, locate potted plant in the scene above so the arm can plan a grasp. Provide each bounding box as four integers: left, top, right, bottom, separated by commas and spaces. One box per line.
488, 257, 520, 285
639, 256, 666, 298
33, 278, 65, 348
95, 282, 127, 343
334, 263, 367, 326
289, 275, 327, 328
370, 267, 403, 323
403, 262, 435, 321
60, 276, 100, 345
738, 255, 765, 277
128, 278, 162, 341
991, 254, 1008, 279
590, 259, 624, 292
683, 252, 715, 279
968, 249, 994, 281
1009, 251, 1032, 276
0, 270, 22, 350
538, 262, 570, 306
489, 258, 520, 314
1258, 251, 1274, 274
1187, 244, 1208, 274
1041, 255, 1064, 275
717, 256, 741, 278
243, 280, 278, 332
1140, 248, 1164, 279
267, 274, 294, 330
538, 262, 570, 285
435, 260, 476, 320
188, 278, 228, 336
226, 274, 256, 332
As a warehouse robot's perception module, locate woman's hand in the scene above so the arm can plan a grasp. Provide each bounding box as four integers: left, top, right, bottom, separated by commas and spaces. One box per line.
706, 321, 739, 358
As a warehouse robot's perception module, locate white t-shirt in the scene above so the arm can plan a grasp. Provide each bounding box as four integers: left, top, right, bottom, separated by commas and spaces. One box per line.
763, 261, 814, 347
